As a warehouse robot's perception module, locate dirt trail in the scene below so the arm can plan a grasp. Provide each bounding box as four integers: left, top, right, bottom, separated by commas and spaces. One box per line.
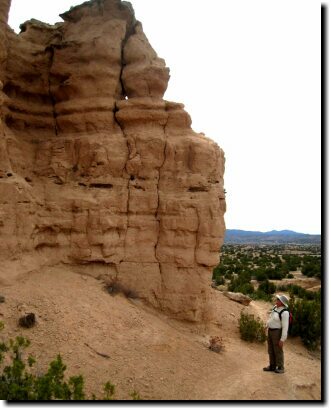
0, 266, 321, 400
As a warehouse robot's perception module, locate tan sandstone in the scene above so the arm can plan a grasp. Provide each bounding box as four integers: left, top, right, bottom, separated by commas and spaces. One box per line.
0, 0, 226, 321
223, 291, 252, 306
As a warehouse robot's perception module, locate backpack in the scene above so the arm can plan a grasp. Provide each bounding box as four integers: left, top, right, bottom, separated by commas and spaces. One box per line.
278, 308, 293, 335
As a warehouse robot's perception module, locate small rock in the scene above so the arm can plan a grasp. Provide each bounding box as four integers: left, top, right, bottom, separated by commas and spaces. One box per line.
223, 291, 252, 306
18, 312, 36, 328
209, 336, 224, 353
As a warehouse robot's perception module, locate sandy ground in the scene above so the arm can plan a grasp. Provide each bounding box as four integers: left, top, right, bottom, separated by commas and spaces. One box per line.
0, 265, 321, 400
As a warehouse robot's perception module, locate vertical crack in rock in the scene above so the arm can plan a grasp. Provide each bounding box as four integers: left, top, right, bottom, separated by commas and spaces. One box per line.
46, 45, 58, 137
112, 12, 138, 263
1, 127, 13, 174
194, 207, 200, 266
119, 40, 127, 98
96, 0, 104, 14
119, 14, 137, 98
113, 101, 130, 265
155, 134, 168, 301
154, 110, 169, 266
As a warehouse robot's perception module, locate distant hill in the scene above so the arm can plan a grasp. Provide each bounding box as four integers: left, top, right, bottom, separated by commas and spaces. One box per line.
224, 229, 321, 244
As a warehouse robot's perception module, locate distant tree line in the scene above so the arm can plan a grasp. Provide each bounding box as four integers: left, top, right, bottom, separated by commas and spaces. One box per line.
213, 245, 321, 294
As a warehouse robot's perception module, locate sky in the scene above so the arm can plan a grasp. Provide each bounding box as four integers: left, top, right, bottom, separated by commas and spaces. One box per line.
7, 0, 322, 235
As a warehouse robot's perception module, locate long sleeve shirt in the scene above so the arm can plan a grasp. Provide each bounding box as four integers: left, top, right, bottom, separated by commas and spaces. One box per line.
266, 305, 289, 342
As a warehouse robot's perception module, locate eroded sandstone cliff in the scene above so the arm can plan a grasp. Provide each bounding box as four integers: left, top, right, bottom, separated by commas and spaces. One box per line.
0, 0, 226, 321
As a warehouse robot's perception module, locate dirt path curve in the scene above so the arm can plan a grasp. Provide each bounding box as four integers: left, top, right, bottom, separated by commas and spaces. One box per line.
0, 266, 321, 400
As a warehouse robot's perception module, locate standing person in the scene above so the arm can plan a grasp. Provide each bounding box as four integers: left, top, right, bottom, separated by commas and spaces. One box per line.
263, 294, 290, 374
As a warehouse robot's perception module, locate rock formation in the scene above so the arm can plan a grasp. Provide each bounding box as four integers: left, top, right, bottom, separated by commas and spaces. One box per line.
0, 0, 226, 321
223, 292, 251, 306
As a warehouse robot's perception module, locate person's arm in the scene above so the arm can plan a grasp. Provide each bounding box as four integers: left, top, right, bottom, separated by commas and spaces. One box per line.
280, 310, 289, 343
266, 306, 276, 329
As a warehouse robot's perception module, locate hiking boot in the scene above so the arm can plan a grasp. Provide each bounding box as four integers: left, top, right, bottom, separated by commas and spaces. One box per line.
263, 366, 276, 371
274, 367, 285, 373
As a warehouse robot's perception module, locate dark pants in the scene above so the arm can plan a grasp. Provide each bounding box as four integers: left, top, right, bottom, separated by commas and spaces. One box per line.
267, 329, 284, 369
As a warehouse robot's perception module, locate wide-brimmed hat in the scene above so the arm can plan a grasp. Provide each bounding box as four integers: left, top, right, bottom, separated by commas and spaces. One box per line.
276, 294, 289, 307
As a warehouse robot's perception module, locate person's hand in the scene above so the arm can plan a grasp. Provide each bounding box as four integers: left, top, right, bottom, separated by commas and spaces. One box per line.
278, 340, 284, 348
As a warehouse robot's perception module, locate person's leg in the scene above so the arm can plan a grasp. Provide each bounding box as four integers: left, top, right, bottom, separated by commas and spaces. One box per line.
264, 331, 276, 370
273, 329, 284, 372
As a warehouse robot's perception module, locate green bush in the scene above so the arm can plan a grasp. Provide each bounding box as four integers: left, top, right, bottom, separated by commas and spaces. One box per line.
302, 259, 321, 278
238, 282, 255, 295
228, 280, 254, 295
215, 276, 225, 286
289, 296, 321, 350
0, 337, 86, 400
0, 322, 141, 400
276, 283, 289, 292
287, 285, 319, 301
212, 264, 226, 279
258, 280, 276, 295
250, 289, 272, 302
255, 270, 267, 282
238, 312, 267, 343
224, 272, 233, 280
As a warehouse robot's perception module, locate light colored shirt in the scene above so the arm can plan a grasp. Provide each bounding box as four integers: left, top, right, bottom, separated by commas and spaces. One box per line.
266, 305, 289, 342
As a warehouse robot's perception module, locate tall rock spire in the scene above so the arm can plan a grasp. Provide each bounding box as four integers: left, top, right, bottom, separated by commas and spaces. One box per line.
0, 0, 226, 322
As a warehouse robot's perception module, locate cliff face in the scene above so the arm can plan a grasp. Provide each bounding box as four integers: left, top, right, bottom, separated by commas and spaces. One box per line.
0, 0, 226, 321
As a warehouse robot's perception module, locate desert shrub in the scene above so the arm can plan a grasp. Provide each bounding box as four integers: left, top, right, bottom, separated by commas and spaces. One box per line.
276, 283, 289, 292
228, 280, 254, 295
302, 290, 317, 301
0, 335, 85, 400
255, 270, 267, 282
228, 271, 254, 294
289, 296, 321, 350
287, 284, 318, 301
287, 273, 294, 279
247, 279, 276, 302
224, 272, 233, 280
212, 264, 226, 280
250, 289, 272, 302
130, 390, 142, 400
103, 382, 116, 400
283, 255, 302, 271
104, 278, 139, 299
239, 282, 255, 295
238, 312, 267, 343
214, 276, 225, 286
302, 258, 321, 279
288, 284, 305, 298
258, 280, 276, 295
267, 266, 288, 280
0, 322, 141, 400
